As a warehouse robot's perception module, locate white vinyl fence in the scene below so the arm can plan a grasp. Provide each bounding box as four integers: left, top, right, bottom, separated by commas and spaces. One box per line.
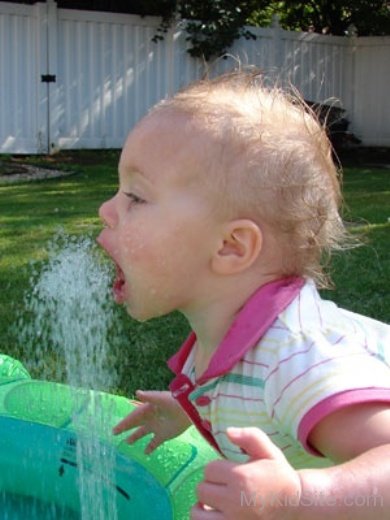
1, 0, 389, 154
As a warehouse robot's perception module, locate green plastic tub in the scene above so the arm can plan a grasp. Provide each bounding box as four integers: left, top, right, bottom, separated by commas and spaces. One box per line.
0, 354, 218, 519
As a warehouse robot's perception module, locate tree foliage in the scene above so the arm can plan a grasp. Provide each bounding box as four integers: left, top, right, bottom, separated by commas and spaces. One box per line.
152, 1, 265, 60
56, 0, 390, 60
257, 1, 390, 37
152, 0, 390, 59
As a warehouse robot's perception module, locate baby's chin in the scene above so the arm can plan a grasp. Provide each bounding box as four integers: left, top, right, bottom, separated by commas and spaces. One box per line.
124, 298, 171, 323
125, 307, 154, 323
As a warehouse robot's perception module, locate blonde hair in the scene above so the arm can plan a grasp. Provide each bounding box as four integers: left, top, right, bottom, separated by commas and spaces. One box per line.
151, 70, 348, 287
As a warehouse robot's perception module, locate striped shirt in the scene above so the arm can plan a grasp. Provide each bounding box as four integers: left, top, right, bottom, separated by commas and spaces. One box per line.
168, 277, 390, 468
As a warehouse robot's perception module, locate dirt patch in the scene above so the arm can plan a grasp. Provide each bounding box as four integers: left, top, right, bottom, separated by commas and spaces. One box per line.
0, 163, 77, 185
0, 150, 120, 184
1, 147, 389, 184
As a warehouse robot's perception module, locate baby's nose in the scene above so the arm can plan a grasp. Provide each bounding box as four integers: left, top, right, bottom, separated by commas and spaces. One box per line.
99, 197, 117, 228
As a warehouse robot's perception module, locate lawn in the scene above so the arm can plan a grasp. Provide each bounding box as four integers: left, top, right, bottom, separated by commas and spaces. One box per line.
0, 153, 389, 397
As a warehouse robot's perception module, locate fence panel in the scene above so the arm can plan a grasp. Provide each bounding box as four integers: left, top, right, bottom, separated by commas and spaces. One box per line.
0, 2, 389, 153
353, 37, 390, 146
168, 26, 352, 113
278, 32, 349, 103
0, 3, 41, 153
55, 10, 173, 150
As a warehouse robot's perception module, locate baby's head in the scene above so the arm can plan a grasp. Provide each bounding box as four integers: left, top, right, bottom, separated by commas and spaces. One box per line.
99, 70, 347, 320
148, 70, 346, 287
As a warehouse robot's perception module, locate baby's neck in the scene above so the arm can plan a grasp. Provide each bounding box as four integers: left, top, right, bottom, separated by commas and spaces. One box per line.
191, 298, 239, 379
183, 272, 278, 378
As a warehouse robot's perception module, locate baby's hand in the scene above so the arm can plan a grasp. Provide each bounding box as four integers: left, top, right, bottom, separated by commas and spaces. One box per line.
113, 390, 191, 454
192, 427, 302, 520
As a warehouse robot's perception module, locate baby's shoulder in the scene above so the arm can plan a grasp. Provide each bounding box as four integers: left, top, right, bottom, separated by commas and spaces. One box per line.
279, 281, 388, 337
255, 281, 390, 367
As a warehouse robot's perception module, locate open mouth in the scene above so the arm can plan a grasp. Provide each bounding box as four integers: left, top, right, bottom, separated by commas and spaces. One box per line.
96, 232, 127, 305
113, 263, 127, 304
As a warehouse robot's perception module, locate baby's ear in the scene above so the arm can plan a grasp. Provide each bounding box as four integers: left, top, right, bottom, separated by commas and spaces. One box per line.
211, 219, 263, 275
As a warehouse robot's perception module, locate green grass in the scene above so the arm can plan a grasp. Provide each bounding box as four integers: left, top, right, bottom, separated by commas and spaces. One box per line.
0, 158, 389, 397
321, 167, 390, 319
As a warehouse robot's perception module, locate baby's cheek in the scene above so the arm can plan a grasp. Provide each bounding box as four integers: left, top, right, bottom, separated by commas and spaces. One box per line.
120, 228, 148, 260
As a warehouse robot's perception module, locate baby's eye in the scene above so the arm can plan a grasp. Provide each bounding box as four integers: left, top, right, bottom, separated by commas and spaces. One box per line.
123, 192, 146, 205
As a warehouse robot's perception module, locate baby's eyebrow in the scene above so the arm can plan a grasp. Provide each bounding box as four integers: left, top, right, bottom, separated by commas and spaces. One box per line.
119, 166, 140, 180
119, 167, 154, 188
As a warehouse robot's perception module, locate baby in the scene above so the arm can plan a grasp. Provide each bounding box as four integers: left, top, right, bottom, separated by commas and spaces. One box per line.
98, 71, 390, 519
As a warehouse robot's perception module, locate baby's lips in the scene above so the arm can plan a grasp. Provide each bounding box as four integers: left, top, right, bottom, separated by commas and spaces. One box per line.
96, 230, 106, 250
96, 229, 115, 259
96, 232, 117, 269
96, 231, 127, 303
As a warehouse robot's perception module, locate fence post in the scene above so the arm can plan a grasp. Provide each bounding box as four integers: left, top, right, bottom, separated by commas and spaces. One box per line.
346, 24, 358, 138
35, 1, 48, 153
166, 24, 176, 97
47, 0, 59, 154
271, 14, 283, 83
34, 0, 59, 154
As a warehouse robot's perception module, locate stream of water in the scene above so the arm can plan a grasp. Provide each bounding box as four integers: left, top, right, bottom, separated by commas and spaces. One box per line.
13, 233, 124, 519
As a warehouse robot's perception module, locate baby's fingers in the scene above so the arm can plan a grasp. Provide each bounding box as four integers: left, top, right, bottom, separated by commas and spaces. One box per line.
124, 426, 162, 455
145, 434, 164, 455
136, 389, 170, 406
112, 403, 152, 435
124, 425, 150, 445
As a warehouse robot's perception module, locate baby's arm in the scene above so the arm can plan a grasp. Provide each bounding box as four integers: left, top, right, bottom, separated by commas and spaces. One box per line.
113, 390, 191, 453
297, 402, 390, 519
192, 403, 390, 519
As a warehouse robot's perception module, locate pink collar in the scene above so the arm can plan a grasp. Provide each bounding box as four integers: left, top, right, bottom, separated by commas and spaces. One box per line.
168, 276, 305, 384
